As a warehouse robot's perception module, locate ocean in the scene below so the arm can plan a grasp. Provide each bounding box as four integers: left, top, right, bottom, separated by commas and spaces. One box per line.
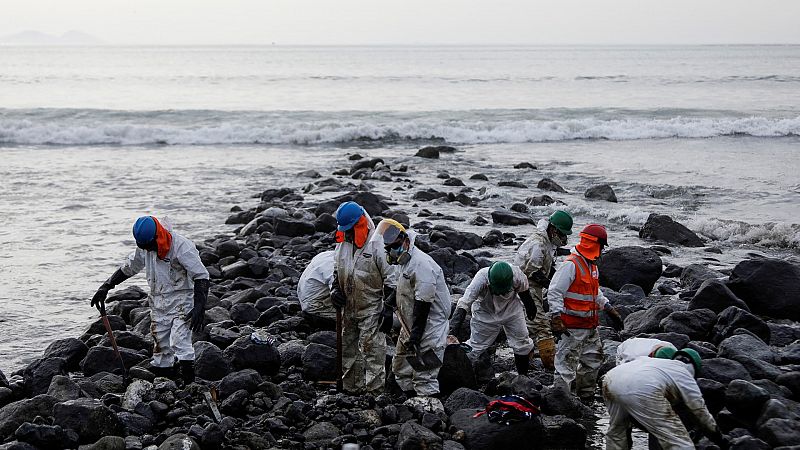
1, 45, 799, 376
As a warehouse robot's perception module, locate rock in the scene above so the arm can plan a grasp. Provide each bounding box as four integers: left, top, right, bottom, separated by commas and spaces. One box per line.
53, 398, 123, 443
158, 434, 200, 450
430, 228, 483, 251
220, 260, 251, 279
470, 173, 488, 181
680, 264, 724, 290
768, 323, 800, 347
443, 178, 465, 187
699, 358, 752, 384
514, 162, 536, 169
438, 345, 477, 396
780, 341, 800, 365
731, 355, 782, 381
120, 379, 153, 411
22, 357, 67, 396
208, 326, 239, 349
726, 380, 770, 421
84, 315, 126, 337
641, 332, 691, 350
80, 436, 126, 450
308, 331, 337, 348
541, 415, 587, 448
99, 331, 150, 353
490, 210, 534, 226
443, 388, 488, 415
758, 418, 800, 447
14, 422, 69, 450
229, 303, 260, 325
117, 411, 153, 436
584, 184, 617, 202
323, 191, 389, 217
218, 369, 263, 400
219, 389, 248, 416
413, 189, 448, 201
697, 378, 727, 415
415, 147, 440, 159
297, 169, 321, 178
540, 386, 593, 419
80, 346, 147, 377
0, 370, 6, 389
43, 338, 89, 371
403, 396, 445, 416
349, 157, 383, 174
194, 341, 232, 381
758, 399, 800, 429
449, 408, 542, 448
689, 279, 750, 314
301, 343, 336, 382
775, 372, 800, 397
197, 423, 224, 450
498, 181, 528, 188
397, 421, 443, 450
46, 375, 80, 402
510, 203, 529, 213
598, 246, 663, 294
278, 341, 306, 367
711, 306, 771, 345
303, 422, 340, 444
314, 213, 338, 233
660, 309, 716, 340
223, 336, 281, 376
622, 304, 675, 336
429, 248, 479, 279
481, 229, 505, 247
537, 178, 566, 193
0, 395, 58, 439
274, 218, 316, 237
524, 195, 556, 206
246, 256, 270, 277
106, 285, 147, 302
215, 239, 241, 259
639, 213, 704, 247
728, 257, 800, 321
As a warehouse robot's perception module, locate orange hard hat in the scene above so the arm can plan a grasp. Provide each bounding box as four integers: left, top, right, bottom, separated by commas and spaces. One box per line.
580, 224, 608, 246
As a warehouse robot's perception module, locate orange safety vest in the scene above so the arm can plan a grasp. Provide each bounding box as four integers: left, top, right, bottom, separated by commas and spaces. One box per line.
560, 254, 601, 329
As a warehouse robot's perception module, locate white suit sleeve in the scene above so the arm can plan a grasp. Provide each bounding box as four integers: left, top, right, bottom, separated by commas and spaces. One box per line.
120, 249, 145, 277
414, 270, 438, 304
675, 372, 718, 432
512, 265, 530, 293
596, 284, 609, 309
457, 269, 488, 311
175, 241, 210, 281
515, 240, 545, 280
547, 261, 576, 314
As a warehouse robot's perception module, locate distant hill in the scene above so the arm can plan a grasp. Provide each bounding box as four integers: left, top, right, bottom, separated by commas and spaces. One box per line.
0, 30, 104, 45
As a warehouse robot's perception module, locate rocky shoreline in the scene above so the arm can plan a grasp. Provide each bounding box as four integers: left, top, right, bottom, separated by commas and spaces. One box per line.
1, 148, 799, 450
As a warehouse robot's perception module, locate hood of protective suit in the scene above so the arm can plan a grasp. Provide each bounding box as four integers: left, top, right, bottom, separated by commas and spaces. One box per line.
536, 218, 550, 233
335, 211, 375, 248
153, 216, 173, 260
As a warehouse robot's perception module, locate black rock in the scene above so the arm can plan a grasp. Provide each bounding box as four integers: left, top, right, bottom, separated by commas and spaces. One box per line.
80, 346, 147, 377
490, 210, 534, 226
413, 189, 448, 201
537, 178, 566, 193
725, 380, 770, 422
219, 389, 249, 416
449, 408, 543, 448
22, 357, 67, 397
698, 358, 752, 384
711, 306, 770, 345
415, 147, 441, 159
481, 229, 504, 247
158, 434, 201, 450
193, 341, 231, 381
437, 345, 477, 396
215, 239, 241, 259
659, 309, 716, 340
727, 257, 800, 321
524, 195, 555, 206
443, 178, 465, 187
308, 331, 337, 348
199, 423, 224, 450
14, 422, 67, 450
303, 422, 341, 445
688, 279, 750, 314
498, 181, 528, 188
584, 184, 617, 202
350, 157, 384, 173
775, 372, 800, 397
246, 256, 270, 277
514, 162, 537, 169
0, 370, 7, 389
225, 209, 256, 225
0, 395, 58, 439
117, 411, 153, 436
223, 336, 281, 376
429, 229, 483, 251
443, 388, 488, 415
218, 369, 263, 400
46, 375, 80, 401
697, 378, 726, 415
768, 323, 800, 347
53, 398, 123, 443
757, 418, 800, 447
397, 421, 442, 450
540, 385, 593, 419
638, 213, 704, 247
318, 191, 389, 217
541, 415, 587, 448
680, 264, 724, 290
510, 203, 529, 213
662, 263, 683, 278
429, 248, 479, 279
301, 344, 336, 382
43, 338, 89, 371
229, 303, 260, 325
314, 213, 338, 233
84, 315, 127, 336
598, 246, 663, 294
641, 332, 691, 350
622, 304, 675, 336
274, 218, 316, 237
470, 173, 488, 181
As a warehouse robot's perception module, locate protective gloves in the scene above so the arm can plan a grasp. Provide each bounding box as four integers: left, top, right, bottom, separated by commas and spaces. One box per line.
604, 304, 624, 331
555, 247, 572, 257
528, 270, 551, 289
449, 307, 467, 336
379, 288, 396, 334
706, 427, 730, 450
91, 269, 130, 312
408, 300, 432, 355
188, 278, 209, 332
331, 271, 347, 309
550, 315, 566, 334
518, 290, 537, 320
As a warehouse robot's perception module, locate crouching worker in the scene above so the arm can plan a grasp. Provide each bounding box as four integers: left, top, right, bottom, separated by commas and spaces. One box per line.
377, 219, 450, 398
603, 349, 729, 450
450, 261, 537, 375
297, 250, 337, 330
90, 216, 209, 384
615, 337, 677, 366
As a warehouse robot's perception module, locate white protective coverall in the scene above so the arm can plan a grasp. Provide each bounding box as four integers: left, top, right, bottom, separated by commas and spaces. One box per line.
603, 357, 718, 450
297, 250, 336, 321
334, 212, 396, 393
391, 231, 451, 396
514, 219, 557, 343
547, 252, 609, 399
120, 219, 209, 368
458, 265, 535, 357
615, 338, 677, 366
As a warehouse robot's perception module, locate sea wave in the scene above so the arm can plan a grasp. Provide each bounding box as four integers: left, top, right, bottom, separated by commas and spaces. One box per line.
1, 111, 799, 146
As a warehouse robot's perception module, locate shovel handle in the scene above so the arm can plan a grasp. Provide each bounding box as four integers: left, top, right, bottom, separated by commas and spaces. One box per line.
336, 308, 343, 392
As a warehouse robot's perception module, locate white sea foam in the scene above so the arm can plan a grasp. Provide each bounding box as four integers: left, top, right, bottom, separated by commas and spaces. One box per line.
1, 114, 799, 146
687, 218, 800, 249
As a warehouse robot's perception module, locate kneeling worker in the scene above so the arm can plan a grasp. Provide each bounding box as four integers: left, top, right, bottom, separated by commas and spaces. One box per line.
615, 337, 677, 366
450, 261, 538, 375
377, 219, 451, 398
297, 250, 337, 330
91, 216, 209, 383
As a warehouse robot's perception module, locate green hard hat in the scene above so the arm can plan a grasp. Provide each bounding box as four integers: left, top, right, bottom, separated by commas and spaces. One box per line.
653, 346, 677, 360
673, 348, 702, 373
488, 261, 514, 295
549, 210, 573, 235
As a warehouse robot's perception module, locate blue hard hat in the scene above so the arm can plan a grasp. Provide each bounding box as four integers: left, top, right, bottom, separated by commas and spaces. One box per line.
133, 216, 156, 246
335, 201, 364, 231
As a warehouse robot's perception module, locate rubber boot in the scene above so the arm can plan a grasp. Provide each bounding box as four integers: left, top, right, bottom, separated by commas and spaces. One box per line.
514, 353, 530, 375
404, 390, 417, 399
150, 365, 176, 380
537, 338, 556, 371
179, 360, 195, 385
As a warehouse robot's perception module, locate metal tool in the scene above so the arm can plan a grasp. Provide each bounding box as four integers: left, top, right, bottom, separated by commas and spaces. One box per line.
396, 312, 442, 371
100, 304, 128, 381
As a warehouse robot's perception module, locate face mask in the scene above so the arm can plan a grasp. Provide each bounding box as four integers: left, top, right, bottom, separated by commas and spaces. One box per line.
386, 240, 410, 265
550, 229, 567, 247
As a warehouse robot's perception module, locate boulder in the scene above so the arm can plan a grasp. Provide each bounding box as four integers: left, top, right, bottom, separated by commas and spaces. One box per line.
84, 315, 126, 336
415, 147, 441, 159
659, 309, 716, 340
757, 399, 800, 430
470, 173, 488, 181
498, 181, 528, 189
218, 369, 263, 400
301, 343, 336, 382
623, 304, 675, 336
278, 340, 306, 367
775, 372, 800, 397
53, 398, 123, 443
22, 357, 67, 396
193, 341, 231, 381
219, 390, 249, 416
222, 336, 281, 376
314, 213, 338, 233
98, 331, 150, 353
638, 213, 704, 247
0, 395, 58, 439
46, 375, 80, 402
712, 306, 771, 345
725, 380, 770, 422
397, 421, 443, 450
349, 157, 384, 173
525, 195, 556, 206
443, 178, 465, 187
537, 178, 566, 193
688, 279, 750, 314
449, 408, 543, 449
697, 378, 727, 415
430, 228, 483, 251
80, 346, 147, 376
514, 162, 536, 169
491, 210, 534, 226
303, 422, 340, 445
541, 415, 587, 448
117, 411, 153, 435
158, 434, 201, 450
443, 388, 489, 415
728, 257, 800, 321
640, 332, 691, 350
429, 248, 479, 280
274, 218, 316, 237
43, 338, 88, 371
758, 418, 800, 447
437, 344, 477, 396
215, 239, 241, 259
699, 358, 752, 384
768, 323, 800, 347
584, 184, 617, 202
14, 422, 70, 450
229, 303, 260, 324
540, 386, 593, 419
680, 264, 724, 290
598, 246, 663, 294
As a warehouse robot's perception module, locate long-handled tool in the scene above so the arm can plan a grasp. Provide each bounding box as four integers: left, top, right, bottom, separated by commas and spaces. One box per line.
100, 304, 128, 381
335, 308, 343, 392
397, 312, 442, 371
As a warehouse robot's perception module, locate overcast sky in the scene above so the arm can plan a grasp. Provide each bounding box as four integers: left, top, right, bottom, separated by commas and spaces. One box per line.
2, 0, 799, 45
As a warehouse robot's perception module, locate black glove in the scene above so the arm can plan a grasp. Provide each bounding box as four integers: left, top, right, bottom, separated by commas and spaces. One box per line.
529, 270, 550, 289
331, 271, 347, 309
706, 427, 730, 450
604, 304, 624, 331
91, 269, 129, 312
519, 290, 537, 321
449, 307, 467, 336
378, 288, 396, 334
408, 300, 431, 354
189, 278, 209, 332
555, 247, 572, 257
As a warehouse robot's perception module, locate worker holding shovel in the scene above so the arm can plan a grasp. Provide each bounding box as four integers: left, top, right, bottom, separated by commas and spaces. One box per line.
376, 219, 451, 399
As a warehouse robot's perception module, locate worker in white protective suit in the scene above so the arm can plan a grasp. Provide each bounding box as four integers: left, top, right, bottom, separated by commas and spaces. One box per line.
603, 349, 729, 450
297, 250, 337, 330
376, 219, 451, 398
615, 337, 677, 366
450, 261, 538, 375
331, 202, 396, 394
90, 216, 210, 384
514, 210, 574, 370
548, 223, 624, 402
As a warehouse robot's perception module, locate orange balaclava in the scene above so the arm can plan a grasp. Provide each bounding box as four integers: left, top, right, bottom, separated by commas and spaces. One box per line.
334, 215, 370, 248
576, 232, 602, 261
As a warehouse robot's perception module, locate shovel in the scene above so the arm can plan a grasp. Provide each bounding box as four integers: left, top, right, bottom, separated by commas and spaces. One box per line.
100, 304, 128, 381
397, 313, 442, 371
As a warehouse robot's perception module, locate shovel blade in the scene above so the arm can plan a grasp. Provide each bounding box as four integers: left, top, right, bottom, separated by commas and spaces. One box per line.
406, 349, 442, 371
